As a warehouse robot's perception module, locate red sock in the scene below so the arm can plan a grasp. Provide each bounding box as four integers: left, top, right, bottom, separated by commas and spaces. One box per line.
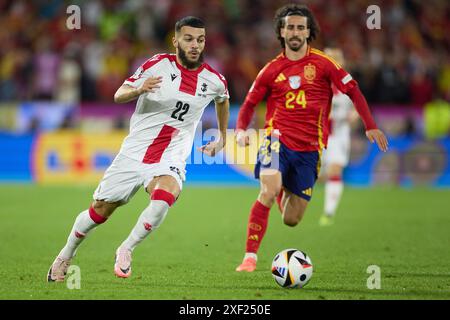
276, 189, 284, 214
245, 200, 270, 254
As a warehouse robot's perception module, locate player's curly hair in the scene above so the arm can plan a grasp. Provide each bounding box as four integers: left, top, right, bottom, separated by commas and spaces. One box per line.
274, 4, 320, 48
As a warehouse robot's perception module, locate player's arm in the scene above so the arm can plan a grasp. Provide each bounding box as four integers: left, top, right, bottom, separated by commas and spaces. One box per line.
236, 67, 271, 146
114, 56, 164, 104
329, 65, 389, 152
346, 86, 388, 152
114, 77, 162, 104
198, 98, 230, 157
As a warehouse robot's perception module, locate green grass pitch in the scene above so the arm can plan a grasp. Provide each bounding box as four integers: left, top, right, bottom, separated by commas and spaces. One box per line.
0, 184, 449, 300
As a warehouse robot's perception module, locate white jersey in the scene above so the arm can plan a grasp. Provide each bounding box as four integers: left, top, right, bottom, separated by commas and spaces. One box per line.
323, 90, 354, 167
119, 53, 229, 166
329, 90, 353, 139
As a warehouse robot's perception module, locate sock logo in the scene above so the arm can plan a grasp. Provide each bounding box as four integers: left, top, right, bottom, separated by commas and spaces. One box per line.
143, 222, 152, 231
74, 231, 85, 239
249, 223, 262, 231
249, 234, 259, 241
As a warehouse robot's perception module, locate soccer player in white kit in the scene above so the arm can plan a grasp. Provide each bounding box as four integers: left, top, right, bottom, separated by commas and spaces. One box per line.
47, 16, 230, 281
320, 48, 358, 226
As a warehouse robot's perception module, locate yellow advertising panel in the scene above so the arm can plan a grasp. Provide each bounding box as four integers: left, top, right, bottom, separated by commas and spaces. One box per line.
0, 103, 18, 131
223, 130, 265, 177
33, 130, 127, 184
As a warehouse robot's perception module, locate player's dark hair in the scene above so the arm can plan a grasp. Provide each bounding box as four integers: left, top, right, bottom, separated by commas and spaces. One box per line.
274, 4, 320, 48
175, 16, 205, 33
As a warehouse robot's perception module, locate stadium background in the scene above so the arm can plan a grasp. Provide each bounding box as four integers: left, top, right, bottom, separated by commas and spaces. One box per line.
0, 0, 449, 301
0, 0, 449, 186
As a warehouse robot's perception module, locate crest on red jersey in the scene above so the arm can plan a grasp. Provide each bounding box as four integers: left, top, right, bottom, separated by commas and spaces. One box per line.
304, 63, 316, 82
288, 76, 301, 89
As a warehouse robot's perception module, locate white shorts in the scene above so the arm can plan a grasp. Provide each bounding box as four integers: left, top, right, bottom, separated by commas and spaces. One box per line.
93, 153, 185, 204
323, 134, 351, 167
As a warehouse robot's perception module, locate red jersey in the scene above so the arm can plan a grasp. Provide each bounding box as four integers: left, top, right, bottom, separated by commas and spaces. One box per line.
237, 46, 377, 151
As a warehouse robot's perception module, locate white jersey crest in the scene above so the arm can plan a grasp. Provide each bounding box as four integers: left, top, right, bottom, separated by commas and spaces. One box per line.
119, 54, 229, 165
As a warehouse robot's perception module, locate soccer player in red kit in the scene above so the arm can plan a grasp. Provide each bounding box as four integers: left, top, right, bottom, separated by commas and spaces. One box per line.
235, 4, 389, 272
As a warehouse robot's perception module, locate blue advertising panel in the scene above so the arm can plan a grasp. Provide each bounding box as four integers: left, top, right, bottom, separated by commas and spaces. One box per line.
0, 132, 449, 187
0, 133, 34, 182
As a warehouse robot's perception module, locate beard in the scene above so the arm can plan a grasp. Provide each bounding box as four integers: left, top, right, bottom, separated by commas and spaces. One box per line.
285, 37, 306, 52
177, 45, 204, 69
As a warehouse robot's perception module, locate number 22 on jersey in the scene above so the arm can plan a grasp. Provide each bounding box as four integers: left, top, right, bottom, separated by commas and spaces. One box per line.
171, 101, 190, 122
285, 90, 307, 109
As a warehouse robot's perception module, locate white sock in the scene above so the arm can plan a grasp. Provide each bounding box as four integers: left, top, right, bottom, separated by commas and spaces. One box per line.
324, 179, 344, 217
121, 200, 170, 251
244, 252, 258, 261
58, 209, 100, 260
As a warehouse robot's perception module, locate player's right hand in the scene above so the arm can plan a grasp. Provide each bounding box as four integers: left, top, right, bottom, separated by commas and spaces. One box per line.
137, 76, 162, 94
236, 129, 250, 147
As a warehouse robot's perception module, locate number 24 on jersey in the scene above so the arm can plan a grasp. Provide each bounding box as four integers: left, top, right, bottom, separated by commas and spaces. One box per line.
285, 90, 307, 109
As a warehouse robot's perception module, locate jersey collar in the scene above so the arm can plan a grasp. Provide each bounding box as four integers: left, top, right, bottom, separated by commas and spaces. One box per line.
174, 56, 205, 74
281, 45, 311, 61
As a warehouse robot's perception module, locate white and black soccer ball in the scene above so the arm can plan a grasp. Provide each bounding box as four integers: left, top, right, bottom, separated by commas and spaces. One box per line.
271, 248, 313, 288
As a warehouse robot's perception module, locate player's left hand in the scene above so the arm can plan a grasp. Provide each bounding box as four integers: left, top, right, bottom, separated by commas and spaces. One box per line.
197, 139, 225, 157
366, 129, 389, 152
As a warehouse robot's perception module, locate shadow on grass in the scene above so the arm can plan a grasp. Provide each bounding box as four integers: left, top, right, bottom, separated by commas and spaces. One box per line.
385, 272, 450, 279
114, 279, 450, 299
303, 287, 450, 299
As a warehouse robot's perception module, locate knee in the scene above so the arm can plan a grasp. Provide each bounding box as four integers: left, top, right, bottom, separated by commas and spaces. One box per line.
92, 200, 106, 212
92, 200, 118, 218
327, 165, 343, 179
283, 215, 299, 227
260, 188, 281, 203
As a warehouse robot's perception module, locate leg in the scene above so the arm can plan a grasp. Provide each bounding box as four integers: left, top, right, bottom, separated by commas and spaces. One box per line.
280, 150, 320, 227
91, 199, 121, 219
65, 200, 120, 254
324, 163, 344, 216
258, 169, 282, 207
123, 174, 180, 250
236, 169, 282, 272
48, 153, 142, 282
115, 175, 180, 278
282, 189, 309, 227
320, 163, 344, 226
47, 200, 121, 282
278, 187, 290, 214
276, 187, 285, 213
321, 134, 349, 225
61, 200, 121, 258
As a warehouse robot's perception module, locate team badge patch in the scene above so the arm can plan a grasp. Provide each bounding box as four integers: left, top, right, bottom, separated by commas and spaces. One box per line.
288, 76, 301, 89
304, 63, 316, 82
249, 223, 262, 231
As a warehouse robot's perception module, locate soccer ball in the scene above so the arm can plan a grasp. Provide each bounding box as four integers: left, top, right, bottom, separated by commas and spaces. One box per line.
271, 248, 313, 288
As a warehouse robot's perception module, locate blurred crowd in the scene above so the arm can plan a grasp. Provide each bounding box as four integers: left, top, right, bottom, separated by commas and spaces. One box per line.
0, 0, 449, 106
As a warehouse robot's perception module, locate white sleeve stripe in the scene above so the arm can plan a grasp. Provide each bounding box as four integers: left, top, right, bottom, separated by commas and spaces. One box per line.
341, 74, 353, 85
